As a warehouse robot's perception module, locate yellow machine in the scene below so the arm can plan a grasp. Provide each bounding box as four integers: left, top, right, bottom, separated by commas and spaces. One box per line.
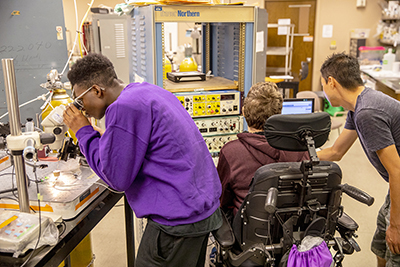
41, 88, 77, 143
58, 235, 94, 267
40, 70, 78, 146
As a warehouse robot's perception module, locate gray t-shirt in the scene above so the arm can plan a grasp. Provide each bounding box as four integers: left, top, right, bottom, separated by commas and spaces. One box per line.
345, 87, 400, 182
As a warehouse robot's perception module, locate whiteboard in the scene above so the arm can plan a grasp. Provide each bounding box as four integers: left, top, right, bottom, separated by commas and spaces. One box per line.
0, 0, 68, 124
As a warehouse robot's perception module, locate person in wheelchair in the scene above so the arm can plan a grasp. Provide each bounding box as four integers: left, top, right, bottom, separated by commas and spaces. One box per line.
212, 111, 374, 267
318, 53, 400, 267
217, 82, 309, 219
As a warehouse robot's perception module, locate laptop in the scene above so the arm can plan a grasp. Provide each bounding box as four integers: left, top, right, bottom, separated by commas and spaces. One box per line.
281, 98, 315, 115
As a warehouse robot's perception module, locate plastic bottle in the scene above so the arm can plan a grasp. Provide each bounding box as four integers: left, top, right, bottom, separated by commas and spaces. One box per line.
383, 48, 396, 71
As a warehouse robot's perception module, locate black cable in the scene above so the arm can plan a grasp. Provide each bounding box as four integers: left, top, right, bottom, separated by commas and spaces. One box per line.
0, 174, 18, 194
0, 196, 35, 215
0, 187, 18, 195
0, 163, 13, 171
0, 172, 18, 195
0, 172, 15, 177
28, 178, 44, 184
11, 165, 18, 200
0, 196, 19, 202
25, 161, 48, 169
57, 220, 67, 237
7, 165, 36, 213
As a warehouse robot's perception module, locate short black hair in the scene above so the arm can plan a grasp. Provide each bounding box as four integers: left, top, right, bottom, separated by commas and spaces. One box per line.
320, 53, 363, 89
67, 53, 118, 90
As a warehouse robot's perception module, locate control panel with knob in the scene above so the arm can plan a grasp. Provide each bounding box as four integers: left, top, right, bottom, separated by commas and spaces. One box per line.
174, 90, 240, 117
204, 134, 238, 153
194, 116, 243, 136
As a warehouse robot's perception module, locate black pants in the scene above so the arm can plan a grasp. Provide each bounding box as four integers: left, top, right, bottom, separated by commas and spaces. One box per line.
136, 221, 209, 267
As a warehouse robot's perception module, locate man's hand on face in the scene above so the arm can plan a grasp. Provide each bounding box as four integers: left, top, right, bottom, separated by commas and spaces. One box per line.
63, 104, 91, 133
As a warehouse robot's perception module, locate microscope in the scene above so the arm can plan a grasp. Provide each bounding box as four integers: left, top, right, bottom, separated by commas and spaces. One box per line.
0, 59, 106, 258
1, 60, 83, 214
39, 69, 81, 161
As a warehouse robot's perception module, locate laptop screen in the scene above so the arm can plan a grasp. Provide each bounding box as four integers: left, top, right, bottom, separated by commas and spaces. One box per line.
281, 98, 315, 115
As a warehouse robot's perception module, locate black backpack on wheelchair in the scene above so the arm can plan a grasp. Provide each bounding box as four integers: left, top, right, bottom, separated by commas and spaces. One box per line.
212, 112, 374, 267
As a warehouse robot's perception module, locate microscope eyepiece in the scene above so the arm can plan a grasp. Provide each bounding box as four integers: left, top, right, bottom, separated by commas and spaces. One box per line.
72, 101, 83, 110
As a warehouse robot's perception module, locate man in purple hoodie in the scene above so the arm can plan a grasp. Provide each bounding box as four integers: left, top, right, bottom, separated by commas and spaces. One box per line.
62, 53, 222, 267
217, 82, 309, 217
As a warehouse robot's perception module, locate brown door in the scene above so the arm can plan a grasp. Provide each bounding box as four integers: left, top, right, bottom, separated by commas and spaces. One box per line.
265, 0, 316, 92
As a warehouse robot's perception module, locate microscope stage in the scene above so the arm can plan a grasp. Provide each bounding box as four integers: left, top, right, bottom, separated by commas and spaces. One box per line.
0, 160, 106, 220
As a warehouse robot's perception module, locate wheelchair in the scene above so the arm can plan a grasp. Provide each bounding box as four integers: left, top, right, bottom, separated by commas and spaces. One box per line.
212, 112, 374, 267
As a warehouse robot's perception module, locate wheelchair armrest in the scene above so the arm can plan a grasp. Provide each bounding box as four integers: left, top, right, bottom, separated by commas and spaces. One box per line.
338, 212, 359, 231
212, 210, 236, 248
228, 243, 271, 266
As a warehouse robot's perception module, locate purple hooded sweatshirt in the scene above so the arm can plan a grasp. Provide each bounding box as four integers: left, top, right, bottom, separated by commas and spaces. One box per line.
76, 82, 221, 226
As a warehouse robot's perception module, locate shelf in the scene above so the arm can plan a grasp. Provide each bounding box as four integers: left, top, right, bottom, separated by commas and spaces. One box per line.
379, 39, 395, 45
163, 76, 238, 93
382, 17, 400, 20
267, 47, 293, 56
266, 23, 294, 76
267, 23, 295, 28
266, 67, 291, 74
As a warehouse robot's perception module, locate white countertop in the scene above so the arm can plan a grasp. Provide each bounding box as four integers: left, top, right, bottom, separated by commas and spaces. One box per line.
361, 65, 400, 94
361, 65, 400, 79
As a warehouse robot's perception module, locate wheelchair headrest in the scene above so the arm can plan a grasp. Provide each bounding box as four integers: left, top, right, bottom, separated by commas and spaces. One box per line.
264, 113, 331, 151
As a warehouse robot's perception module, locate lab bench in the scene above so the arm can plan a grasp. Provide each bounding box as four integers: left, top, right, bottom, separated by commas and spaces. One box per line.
361, 68, 400, 100
0, 191, 135, 267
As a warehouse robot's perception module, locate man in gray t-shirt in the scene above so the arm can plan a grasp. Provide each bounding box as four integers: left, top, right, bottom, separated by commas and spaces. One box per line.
318, 53, 400, 267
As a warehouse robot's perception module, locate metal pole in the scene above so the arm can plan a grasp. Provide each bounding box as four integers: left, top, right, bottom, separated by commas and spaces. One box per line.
2, 58, 30, 213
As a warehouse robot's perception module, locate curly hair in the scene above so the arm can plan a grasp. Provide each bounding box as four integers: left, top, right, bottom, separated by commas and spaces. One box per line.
243, 82, 283, 130
320, 53, 363, 90
67, 53, 118, 89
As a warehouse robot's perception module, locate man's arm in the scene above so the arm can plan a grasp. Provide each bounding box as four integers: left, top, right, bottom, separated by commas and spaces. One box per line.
317, 128, 358, 161
376, 144, 400, 255
63, 104, 147, 191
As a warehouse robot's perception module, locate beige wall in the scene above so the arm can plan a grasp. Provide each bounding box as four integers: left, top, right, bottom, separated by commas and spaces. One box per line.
62, 0, 122, 52
312, 0, 381, 91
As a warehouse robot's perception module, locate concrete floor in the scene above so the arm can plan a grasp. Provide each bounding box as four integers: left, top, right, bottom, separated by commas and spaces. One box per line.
90, 115, 389, 267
